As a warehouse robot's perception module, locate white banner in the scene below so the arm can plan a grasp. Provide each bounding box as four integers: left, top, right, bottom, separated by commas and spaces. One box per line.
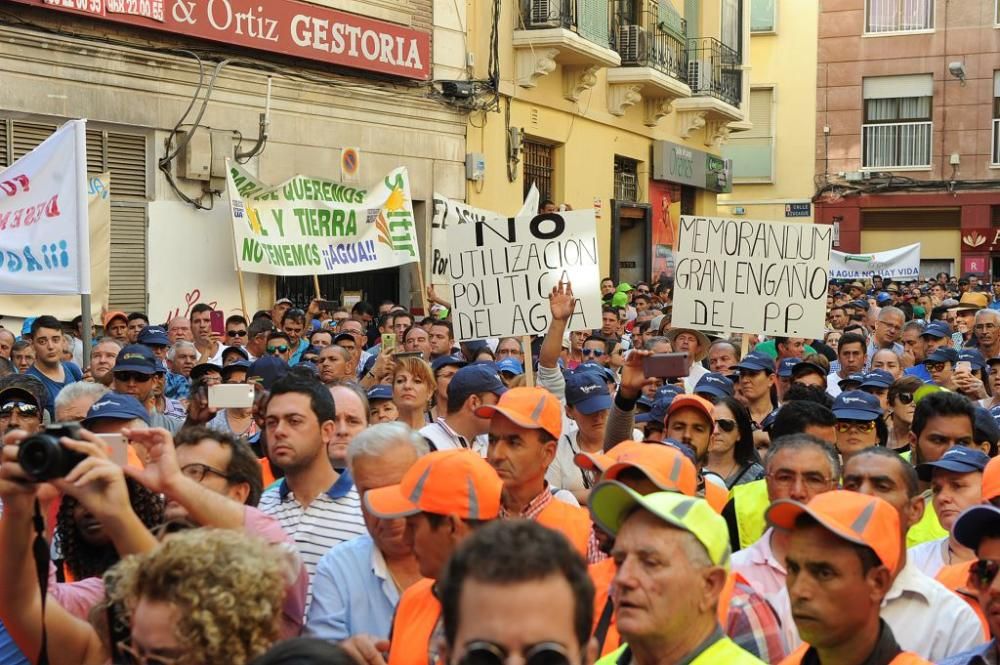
429, 186, 539, 283
0, 120, 90, 295
672, 216, 832, 339
227, 162, 420, 276
830, 243, 921, 280
447, 210, 602, 342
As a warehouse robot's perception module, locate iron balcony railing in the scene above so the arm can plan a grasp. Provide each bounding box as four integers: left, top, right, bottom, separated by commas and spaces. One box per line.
862, 121, 932, 169
609, 0, 688, 82
686, 37, 741, 107
520, 0, 611, 49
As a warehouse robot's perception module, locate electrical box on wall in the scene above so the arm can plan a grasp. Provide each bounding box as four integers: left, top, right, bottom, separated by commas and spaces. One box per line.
176, 129, 211, 181
466, 152, 486, 181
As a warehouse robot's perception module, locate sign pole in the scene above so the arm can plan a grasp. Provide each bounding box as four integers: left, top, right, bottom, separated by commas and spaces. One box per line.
415, 263, 430, 316
522, 335, 534, 387
740, 333, 750, 360
312, 274, 322, 301
80, 295, 92, 370
75, 120, 93, 370
236, 268, 249, 320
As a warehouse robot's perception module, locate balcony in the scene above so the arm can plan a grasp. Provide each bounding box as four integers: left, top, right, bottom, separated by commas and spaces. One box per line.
514, 0, 621, 100
672, 37, 744, 147
862, 121, 932, 170
605, 0, 692, 125
992, 119, 1000, 166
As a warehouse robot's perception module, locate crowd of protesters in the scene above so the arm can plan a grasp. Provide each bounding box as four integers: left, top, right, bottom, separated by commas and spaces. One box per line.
3, 271, 1000, 664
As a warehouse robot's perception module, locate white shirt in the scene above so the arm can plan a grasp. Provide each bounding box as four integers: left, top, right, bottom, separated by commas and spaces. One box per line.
907, 537, 949, 578
826, 371, 843, 397
418, 418, 489, 457
683, 363, 710, 393
731, 528, 787, 597
546, 430, 597, 496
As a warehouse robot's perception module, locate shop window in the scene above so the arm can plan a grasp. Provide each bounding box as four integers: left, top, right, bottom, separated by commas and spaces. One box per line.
723, 87, 774, 182
862, 74, 933, 169
865, 0, 934, 34
750, 0, 775, 33
523, 140, 555, 203
614, 156, 640, 202
0, 119, 149, 311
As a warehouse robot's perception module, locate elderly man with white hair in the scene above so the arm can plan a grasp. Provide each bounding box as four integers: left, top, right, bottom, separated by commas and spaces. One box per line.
305, 422, 428, 642
974, 308, 1000, 360
53, 381, 110, 422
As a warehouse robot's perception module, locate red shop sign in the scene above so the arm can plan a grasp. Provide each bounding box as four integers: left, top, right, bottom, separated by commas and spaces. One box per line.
13, 0, 431, 80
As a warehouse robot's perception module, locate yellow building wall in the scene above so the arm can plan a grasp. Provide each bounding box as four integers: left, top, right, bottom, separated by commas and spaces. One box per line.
717, 0, 818, 222
465, 0, 740, 276
861, 229, 961, 267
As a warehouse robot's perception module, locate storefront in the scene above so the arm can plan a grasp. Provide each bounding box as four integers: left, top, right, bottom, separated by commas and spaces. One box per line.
0, 1, 465, 319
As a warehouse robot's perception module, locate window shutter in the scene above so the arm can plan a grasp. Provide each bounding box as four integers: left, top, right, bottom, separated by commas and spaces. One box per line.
0, 120, 8, 169
863, 74, 933, 100
11, 121, 56, 161
106, 132, 148, 199
743, 88, 773, 139
109, 202, 147, 312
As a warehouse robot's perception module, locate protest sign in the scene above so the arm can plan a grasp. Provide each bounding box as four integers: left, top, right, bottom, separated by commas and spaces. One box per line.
830, 243, 920, 280
0, 173, 110, 319
0, 119, 90, 295
447, 210, 602, 342
672, 216, 832, 339
227, 162, 420, 277
429, 186, 539, 283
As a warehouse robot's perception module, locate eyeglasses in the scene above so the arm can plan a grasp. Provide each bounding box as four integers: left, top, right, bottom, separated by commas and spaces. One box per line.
226, 329, 248, 337
835, 420, 877, 434
114, 371, 153, 383
896, 392, 914, 405
714, 418, 736, 433
267, 345, 289, 354
180, 463, 231, 483
0, 401, 38, 418
971, 559, 1000, 590
458, 641, 571, 665
116, 639, 182, 665
581, 348, 605, 357
767, 471, 832, 492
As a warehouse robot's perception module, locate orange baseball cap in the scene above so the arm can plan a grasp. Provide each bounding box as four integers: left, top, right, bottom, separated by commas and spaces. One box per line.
573, 440, 645, 474
982, 456, 1000, 501
103, 310, 128, 328
603, 442, 699, 497
766, 490, 901, 572
364, 449, 502, 521
475, 386, 562, 440
665, 394, 714, 425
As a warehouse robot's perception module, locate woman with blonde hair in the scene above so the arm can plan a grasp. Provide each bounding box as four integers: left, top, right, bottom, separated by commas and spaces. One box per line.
392, 355, 436, 430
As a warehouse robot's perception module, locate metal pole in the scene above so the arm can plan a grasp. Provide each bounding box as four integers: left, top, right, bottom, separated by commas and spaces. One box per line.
81, 294, 92, 370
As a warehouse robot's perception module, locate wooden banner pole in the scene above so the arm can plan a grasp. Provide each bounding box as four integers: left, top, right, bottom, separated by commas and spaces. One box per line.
312, 275, 322, 301
522, 334, 534, 387
236, 268, 249, 320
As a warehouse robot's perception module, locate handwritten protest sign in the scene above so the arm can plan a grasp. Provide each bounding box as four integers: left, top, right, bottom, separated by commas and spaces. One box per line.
0, 120, 90, 295
830, 243, 920, 280
429, 186, 538, 283
672, 216, 832, 338
447, 210, 602, 342
227, 162, 420, 276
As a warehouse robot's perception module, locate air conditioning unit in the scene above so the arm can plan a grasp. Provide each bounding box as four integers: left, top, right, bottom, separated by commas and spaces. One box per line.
617, 25, 647, 63
688, 59, 712, 93
529, 0, 562, 27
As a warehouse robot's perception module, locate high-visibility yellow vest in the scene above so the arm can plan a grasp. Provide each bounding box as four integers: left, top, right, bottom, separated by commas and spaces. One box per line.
731, 479, 770, 549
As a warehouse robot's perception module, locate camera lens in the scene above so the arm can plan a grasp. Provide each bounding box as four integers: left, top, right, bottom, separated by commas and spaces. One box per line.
17, 428, 86, 482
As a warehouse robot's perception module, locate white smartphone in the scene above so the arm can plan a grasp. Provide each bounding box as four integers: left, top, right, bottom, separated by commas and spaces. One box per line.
94, 433, 128, 466
955, 361, 972, 373
208, 384, 255, 409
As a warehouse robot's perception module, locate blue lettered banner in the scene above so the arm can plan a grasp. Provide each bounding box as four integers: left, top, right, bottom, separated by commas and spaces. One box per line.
0, 120, 89, 295
227, 161, 420, 276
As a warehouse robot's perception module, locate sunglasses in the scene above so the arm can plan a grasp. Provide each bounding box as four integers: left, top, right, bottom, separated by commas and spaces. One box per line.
925, 362, 947, 372
458, 641, 571, 665
0, 401, 38, 418
714, 418, 736, 433
226, 330, 248, 337
267, 345, 289, 354
114, 371, 152, 383
896, 392, 914, 405
835, 420, 877, 433
972, 559, 1000, 590
582, 348, 605, 357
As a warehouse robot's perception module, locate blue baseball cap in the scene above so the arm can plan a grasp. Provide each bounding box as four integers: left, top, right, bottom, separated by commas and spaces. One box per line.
566, 371, 611, 414
831, 390, 883, 421
990, 404, 1000, 428
760, 408, 780, 432
636, 394, 674, 424
790, 360, 828, 380
191, 362, 223, 381
20, 317, 36, 337
578, 361, 616, 385
431, 355, 467, 373
954, 505, 1000, 550
777, 357, 801, 378
661, 438, 698, 466
694, 372, 734, 399
82, 393, 150, 427
736, 352, 774, 374
637, 394, 655, 409
859, 369, 894, 390
655, 384, 684, 401
367, 384, 393, 402
448, 364, 508, 406
137, 325, 169, 347
959, 348, 987, 371
921, 321, 952, 339
975, 406, 1000, 447
153, 360, 167, 375
221, 359, 252, 379
916, 446, 990, 481
875, 292, 892, 304
496, 358, 524, 377
838, 372, 867, 390
113, 344, 157, 375
248, 355, 289, 390
925, 347, 959, 365
222, 345, 250, 362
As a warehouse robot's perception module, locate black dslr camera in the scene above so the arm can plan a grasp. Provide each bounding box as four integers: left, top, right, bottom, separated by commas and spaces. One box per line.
17, 423, 86, 482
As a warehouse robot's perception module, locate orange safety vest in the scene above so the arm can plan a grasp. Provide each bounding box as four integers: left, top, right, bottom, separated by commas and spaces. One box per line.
779, 643, 931, 664
704, 480, 729, 514
535, 498, 592, 557
259, 455, 277, 487
388, 578, 441, 665
936, 560, 989, 639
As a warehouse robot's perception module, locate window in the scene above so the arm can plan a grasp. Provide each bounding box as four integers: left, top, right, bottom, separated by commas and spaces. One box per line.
992, 72, 1000, 165
750, 0, 775, 33
614, 156, 639, 202
0, 119, 149, 310
723, 88, 774, 181
865, 0, 933, 34
862, 74, 933, 169
721, 0, 742, 54
523, 140, 554, 203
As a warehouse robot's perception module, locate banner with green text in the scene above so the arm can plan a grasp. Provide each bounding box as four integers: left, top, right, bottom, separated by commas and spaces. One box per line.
226, 161, 420, 276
